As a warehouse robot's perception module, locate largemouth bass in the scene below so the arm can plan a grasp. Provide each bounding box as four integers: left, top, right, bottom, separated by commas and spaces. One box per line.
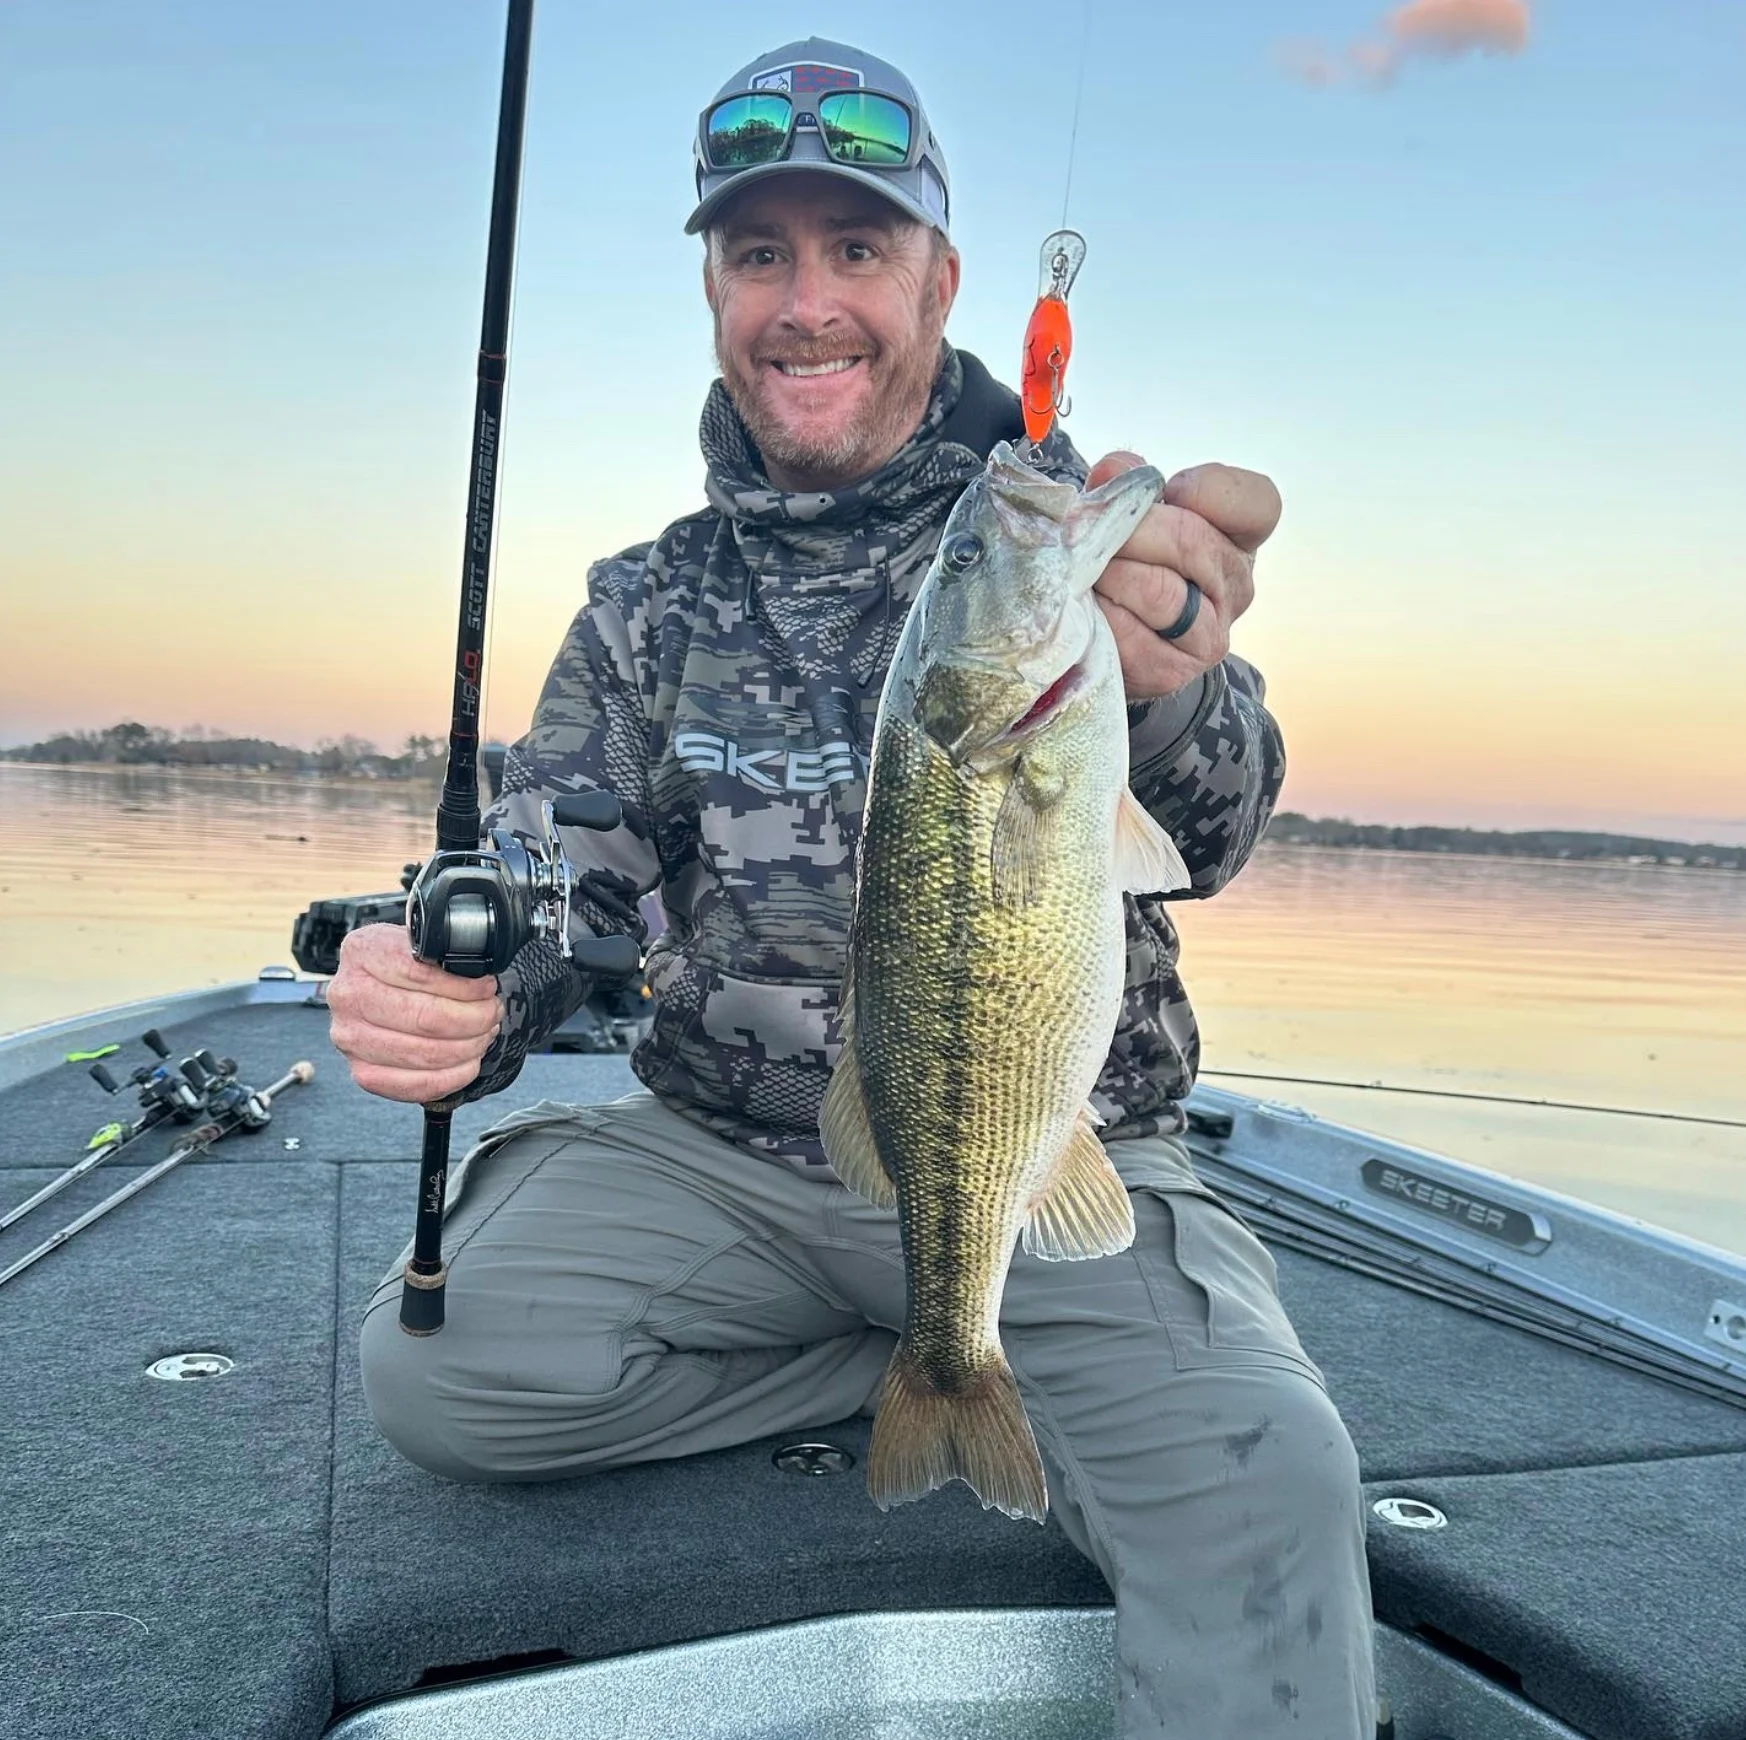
820, 442, 1192, 1522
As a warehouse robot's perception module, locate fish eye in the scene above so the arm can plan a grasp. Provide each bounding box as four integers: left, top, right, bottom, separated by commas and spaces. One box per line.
941, 532, 984, 573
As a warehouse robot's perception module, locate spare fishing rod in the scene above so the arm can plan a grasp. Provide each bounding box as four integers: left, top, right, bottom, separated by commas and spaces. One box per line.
0, 1061, 314, 1293
0, 1028, 233, 1235
396, 0, 638, 1336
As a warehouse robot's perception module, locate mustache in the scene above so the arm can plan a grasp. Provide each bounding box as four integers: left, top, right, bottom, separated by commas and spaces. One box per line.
752, 337, 876, 368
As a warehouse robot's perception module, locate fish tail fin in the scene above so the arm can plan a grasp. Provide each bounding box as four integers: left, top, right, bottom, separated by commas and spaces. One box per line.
867, 1345, 1048, 1523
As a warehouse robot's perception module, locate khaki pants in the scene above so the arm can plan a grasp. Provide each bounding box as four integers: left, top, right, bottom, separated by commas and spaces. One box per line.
360, 1090, 1375, 1738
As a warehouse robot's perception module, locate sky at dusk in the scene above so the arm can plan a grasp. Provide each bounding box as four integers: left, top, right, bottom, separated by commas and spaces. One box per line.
3, 0, 1743, 839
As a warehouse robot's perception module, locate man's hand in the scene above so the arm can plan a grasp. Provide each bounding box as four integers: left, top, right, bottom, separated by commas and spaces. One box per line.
1087, 451, 1281, 701
327, 923, 502, 1104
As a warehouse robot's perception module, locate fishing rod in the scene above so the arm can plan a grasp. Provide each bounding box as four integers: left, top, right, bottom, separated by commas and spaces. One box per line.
395, 0, 638, 1337
1200, 1070, 1746, 1132
0, 1029, 232, 1235
0, 1061, 314, 1292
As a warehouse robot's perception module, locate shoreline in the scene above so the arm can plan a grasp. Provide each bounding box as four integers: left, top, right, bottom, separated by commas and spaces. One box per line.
0, 759, 443, 787
5, 762, 1740, 871
1254, 840, 1745, 876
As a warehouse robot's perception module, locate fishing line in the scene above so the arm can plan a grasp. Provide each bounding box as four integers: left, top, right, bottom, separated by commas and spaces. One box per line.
1199, 1070, 1746, 1132
1058, 0, 1093, 230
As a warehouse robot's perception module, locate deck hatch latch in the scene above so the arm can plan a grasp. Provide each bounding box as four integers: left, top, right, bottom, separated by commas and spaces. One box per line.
1372, 1496, 1448, 1531
146, 1353, 234, 1382
773, 1442, 856, 1477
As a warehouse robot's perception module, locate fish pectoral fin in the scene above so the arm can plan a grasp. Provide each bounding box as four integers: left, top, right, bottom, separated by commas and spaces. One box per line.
991, 758, 1064, 908
1114, 787, 1192, 895
1022, 1108, 1137, 1261
818, 1024, 897, 1211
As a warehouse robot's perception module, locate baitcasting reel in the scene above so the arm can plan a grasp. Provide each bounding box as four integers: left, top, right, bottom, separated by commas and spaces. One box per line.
89, 1029, 234, 1123
404, 791, 642, 981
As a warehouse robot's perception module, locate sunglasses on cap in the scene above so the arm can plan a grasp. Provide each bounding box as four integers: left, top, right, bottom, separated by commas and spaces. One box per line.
698, 88, 921, 175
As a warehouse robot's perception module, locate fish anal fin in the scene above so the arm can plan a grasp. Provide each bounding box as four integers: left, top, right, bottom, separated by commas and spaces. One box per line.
1114, 787, 1191, 895
818, 1004, 896, 1210
1022, 1107, 1136, 1261
991, 757, 1065, 909
867, 1344, 1048, 1523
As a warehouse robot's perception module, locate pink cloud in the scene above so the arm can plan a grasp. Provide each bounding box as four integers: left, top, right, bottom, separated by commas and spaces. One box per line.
1275, 39, 1343, 88
1391, 0, 1531, 56
1279, 0, 1531, 89
1347, 40, 1402, 87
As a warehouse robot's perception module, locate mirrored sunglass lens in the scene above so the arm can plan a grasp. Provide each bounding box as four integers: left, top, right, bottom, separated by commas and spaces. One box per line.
816, 93, 911, 166
706, 95, 791, 169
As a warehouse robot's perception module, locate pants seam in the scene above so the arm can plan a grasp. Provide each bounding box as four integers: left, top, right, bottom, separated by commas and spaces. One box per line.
440, 1132, 582, 1267
654, 1283, 833, 1335
1005, 1341, 1129, 1592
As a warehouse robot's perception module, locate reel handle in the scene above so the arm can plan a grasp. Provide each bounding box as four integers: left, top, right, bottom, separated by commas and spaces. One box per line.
572, 932, 641, 976
551, 791, 622, 831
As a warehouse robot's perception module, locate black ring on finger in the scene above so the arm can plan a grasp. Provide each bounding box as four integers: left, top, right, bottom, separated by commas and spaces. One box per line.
1156, 580, 1202, 642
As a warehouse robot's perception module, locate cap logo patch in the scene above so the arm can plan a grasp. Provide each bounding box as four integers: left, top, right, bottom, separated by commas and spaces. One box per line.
751, 63, 863, 95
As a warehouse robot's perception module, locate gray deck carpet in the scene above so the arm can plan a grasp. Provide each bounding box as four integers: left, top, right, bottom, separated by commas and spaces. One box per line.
3, 997, 1744, 1739
1368, 1454, 1746, 1740
1, 1160, 337, 1740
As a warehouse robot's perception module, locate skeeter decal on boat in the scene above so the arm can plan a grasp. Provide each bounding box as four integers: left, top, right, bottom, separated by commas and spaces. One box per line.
1361, 1157, 1553, 1253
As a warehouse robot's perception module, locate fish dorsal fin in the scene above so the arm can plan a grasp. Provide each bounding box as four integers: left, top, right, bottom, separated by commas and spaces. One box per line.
1114, 788, 1192, 895
818, 963, 897, 1210
1021, 1105, 1136, 1261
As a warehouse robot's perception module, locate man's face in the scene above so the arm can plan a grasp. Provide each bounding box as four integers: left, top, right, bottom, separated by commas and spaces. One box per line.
704, 173, 960, 491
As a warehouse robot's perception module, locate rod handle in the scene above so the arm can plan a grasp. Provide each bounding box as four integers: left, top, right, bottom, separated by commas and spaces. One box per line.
261, 1061, 315, 1104
399, 1261, 449, 1334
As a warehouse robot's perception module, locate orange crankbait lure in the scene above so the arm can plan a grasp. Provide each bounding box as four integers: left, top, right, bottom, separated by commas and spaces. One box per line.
1020, 229, 1086, 444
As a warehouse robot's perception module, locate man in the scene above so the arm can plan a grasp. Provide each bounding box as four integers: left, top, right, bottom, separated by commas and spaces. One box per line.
341, 37, 1376, 1738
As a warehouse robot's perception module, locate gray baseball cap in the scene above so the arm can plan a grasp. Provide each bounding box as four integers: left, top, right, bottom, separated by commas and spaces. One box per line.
685, 37, 951, 238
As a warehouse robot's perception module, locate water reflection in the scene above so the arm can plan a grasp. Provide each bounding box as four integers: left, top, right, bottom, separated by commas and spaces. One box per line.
1, 763, 434, 1030
4, 765, 1744, 1255
1172, 844, 1746, 1255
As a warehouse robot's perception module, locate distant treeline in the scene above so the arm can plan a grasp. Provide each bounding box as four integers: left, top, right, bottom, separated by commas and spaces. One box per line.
5, 727, 1740, 867
1266, 811, 1743, 870
1, 721, 446, 780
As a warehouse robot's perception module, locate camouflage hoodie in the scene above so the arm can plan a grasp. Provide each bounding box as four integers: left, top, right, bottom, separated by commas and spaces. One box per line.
472, 345, 1285, 1176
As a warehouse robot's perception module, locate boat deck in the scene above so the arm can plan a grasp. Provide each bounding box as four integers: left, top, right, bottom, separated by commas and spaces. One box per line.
2, 988, 1744, 1739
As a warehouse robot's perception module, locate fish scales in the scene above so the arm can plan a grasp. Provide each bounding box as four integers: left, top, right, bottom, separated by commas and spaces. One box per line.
820, 442, 1192, 1522
856, 714, 1119, 1383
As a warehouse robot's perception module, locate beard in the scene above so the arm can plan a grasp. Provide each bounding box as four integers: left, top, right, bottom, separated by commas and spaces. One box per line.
715, 297, 947, 491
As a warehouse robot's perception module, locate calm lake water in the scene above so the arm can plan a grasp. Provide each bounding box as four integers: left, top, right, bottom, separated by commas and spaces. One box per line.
5, 763, 1744, 1256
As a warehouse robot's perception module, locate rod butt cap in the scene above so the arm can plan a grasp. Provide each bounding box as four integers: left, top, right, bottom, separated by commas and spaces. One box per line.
398, 1260, 449, 1335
